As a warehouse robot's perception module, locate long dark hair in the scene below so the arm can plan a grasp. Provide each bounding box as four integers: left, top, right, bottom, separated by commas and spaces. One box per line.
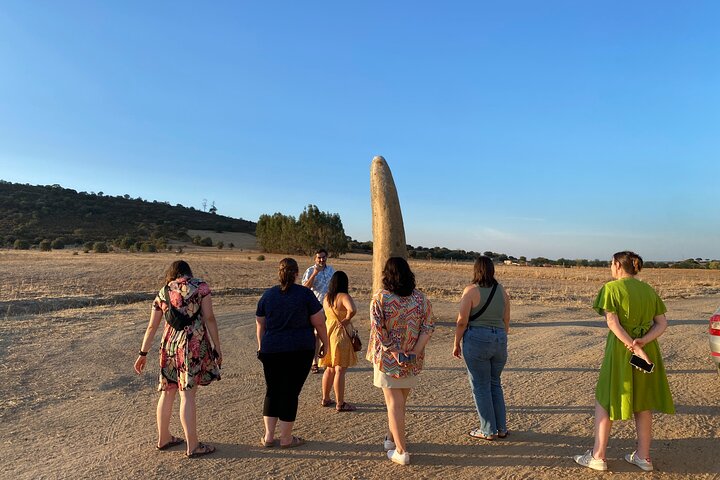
472, 256, 496, 288
613, 251, 643, 275
164, 260, 193, 285
382, 257, 416, 297
278, 258, 299, 292
326, 271, 349, 307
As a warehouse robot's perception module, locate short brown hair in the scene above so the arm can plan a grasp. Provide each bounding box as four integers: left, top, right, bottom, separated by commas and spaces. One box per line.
164, 260, 193, 285
382, 257, 416, 297
613, 251, 643, 275
472, 256, 496, 287
278, 258, 299, 292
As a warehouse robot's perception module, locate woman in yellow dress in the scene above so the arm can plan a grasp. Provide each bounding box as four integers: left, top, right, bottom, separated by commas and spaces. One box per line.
319, 271, 358, 412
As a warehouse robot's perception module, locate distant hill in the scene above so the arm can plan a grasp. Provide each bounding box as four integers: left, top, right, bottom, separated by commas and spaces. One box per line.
0, 180, 256, 246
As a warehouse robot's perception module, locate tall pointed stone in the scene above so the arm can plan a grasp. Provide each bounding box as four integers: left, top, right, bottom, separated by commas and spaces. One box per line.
370, 156, 408, 294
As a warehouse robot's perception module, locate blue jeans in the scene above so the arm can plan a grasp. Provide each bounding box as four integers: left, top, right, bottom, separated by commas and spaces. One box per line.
462, 325, 508, 436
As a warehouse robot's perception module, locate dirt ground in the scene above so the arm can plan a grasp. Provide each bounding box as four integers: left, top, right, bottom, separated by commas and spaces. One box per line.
2, 254, 719, 479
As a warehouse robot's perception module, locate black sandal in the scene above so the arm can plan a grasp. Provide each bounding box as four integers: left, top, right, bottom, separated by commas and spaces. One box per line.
186, 442, 216, 458
336, 402, 357, 412
157, 436, 184, 450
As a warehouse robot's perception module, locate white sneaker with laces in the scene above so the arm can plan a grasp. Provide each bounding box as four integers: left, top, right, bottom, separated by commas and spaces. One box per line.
383, 436, 396, 451
625, 451, 653, 471
387, 449, 410, 465
573, 449, 608, 471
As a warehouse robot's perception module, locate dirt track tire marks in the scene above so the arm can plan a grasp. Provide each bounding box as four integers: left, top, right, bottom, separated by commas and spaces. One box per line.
5, 296, 720, 479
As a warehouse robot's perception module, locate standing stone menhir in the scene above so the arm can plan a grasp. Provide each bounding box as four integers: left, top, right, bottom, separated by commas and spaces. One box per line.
370, 155, 408, 294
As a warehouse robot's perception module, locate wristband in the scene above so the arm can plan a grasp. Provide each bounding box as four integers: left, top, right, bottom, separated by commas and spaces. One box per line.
138, 350, 148, 356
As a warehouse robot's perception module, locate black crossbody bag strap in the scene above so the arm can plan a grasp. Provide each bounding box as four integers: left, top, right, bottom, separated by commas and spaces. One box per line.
163, 285, 201, 330
468, 281, 498, 322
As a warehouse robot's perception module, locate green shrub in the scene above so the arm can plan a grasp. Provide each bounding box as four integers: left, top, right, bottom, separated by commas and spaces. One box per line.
14, 239, 30, 250
257, 255, 265, 261
217, 241, 224, 250
141, 242, 157, 253
83, 241, 94, 251
93, 242, 109, 253
51, 238, 65, 249
118, 236, 135, 250
200, 237, 213, 247
39, 240, 52, 251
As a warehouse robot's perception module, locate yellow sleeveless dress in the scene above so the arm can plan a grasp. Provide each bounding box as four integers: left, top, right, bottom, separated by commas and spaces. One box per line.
318, 304, 357, 368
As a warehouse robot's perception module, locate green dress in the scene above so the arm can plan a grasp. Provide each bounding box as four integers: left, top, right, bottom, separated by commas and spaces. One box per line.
593, 278, 674, 420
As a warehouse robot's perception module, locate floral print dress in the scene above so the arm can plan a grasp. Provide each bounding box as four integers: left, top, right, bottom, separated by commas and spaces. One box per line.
153, 276, 221, 391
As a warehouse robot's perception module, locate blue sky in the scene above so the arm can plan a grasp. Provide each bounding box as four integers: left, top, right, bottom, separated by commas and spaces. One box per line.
1, 1, 718, 260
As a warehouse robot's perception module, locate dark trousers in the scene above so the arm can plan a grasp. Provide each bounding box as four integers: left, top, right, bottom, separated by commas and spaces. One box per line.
259, 349, 314, 422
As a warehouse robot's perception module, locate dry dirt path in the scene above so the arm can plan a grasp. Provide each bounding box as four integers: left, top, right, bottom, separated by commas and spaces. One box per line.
2, 295, 719, 479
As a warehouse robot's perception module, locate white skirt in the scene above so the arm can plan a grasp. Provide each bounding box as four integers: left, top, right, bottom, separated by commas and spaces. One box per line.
373, 366, 419, 389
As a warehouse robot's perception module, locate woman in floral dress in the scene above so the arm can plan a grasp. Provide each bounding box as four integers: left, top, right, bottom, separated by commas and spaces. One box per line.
134, 260, 222, 458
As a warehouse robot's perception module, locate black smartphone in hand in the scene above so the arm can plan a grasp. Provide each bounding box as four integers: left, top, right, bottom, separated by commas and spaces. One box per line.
398, 352, 416, 363
630, 354, 654, 373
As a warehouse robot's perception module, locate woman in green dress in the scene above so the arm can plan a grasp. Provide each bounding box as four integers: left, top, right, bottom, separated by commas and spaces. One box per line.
574, 251, 674, 472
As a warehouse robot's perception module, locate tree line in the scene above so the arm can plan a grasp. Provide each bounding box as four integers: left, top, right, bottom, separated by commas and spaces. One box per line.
256, 205, 348, 257
346, 240, 719, 269
4, 181, 716, 267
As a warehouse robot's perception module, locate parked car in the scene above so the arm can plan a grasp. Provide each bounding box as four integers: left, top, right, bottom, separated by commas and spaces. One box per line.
710, 306, 720, 373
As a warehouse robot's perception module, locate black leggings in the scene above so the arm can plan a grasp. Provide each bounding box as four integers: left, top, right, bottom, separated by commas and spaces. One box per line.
260, 349, 314, 422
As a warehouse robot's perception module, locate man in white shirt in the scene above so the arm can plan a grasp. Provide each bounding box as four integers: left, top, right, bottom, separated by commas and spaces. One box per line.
302, 248, 335, 372
302, 248, 335, 302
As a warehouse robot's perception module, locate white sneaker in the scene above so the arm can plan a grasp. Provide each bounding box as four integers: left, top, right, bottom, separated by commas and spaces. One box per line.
574, 449, 608, 471
387, 449, 410, 465
625, 451, 653, 471
383, 436, 396, 451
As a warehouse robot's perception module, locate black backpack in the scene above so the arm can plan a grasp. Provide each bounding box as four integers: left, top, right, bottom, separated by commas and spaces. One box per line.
163, 285, 201, 331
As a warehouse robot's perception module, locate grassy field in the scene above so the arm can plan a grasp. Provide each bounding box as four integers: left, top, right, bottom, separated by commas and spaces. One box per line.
3, 249, 720, 316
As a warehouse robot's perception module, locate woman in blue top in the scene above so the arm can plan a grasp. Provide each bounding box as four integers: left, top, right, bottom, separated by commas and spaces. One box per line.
256, 258, 329, 449
453, 256, 511, 440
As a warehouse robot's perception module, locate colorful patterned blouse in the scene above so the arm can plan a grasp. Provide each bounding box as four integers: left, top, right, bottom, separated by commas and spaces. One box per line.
366, 288, 434, 378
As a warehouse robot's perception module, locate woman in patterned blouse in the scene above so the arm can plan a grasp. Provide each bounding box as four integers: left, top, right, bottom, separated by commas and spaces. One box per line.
367, 257, 434, 465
